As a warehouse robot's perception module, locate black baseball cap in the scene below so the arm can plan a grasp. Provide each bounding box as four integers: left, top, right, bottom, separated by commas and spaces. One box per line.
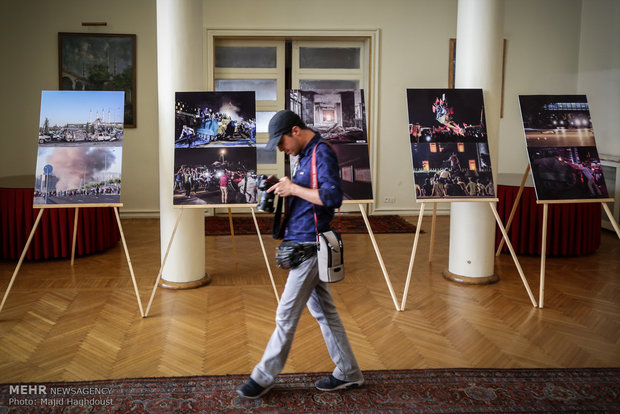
265, 110, 305, 150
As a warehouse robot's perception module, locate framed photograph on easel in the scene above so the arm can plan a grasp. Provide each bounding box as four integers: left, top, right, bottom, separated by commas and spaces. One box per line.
286, 88, 373, 202
1, 89, 144, 317
501, 94, 620, 308
519, 95, 609, 201
401, 88, 538, 311
172, 91, 257, 207
34, 90, 125, 206
407, 88, 495, 201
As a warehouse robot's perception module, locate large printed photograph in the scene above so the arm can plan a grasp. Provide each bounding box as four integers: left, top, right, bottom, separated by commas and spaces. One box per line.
173, 147, 257, 206
173, 92, 257, 207
175, 92, 256, 148
287, 89, 373, 201
37, 91, 124, 147
519, 95, 608, 200
408, 89, 488, 144
407, 89, 495, 200
34, 91, 124, 206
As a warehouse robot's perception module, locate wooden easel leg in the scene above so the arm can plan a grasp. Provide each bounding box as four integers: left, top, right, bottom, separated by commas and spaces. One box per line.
489, 202, 538, 307
113, 207, 145, 317
228, 208, 235, 240
496, 165, 530, 256
71, 207, 79, 266
602, 203, 620, 239
428, 202, 437, 263
400, 203, 425, 312
539, 203, 549, 308
144, 208, 184, 317
251, 207, 279, 304
0, 208, 45, 313
358, 204, 400, 311
227, 207, 237, 255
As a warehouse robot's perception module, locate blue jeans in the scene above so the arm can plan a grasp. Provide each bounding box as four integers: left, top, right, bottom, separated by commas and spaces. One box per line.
251, 255, 363, 387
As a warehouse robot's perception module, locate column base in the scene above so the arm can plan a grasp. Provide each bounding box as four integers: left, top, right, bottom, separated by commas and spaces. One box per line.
160, 273, 212, 290
442, 268, 499, 285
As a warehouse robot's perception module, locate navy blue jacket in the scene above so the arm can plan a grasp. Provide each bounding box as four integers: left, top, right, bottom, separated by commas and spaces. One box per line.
284, 133, 342, 242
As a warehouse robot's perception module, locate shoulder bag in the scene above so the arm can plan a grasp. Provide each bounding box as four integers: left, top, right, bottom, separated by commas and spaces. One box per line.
311, 142, 345, 283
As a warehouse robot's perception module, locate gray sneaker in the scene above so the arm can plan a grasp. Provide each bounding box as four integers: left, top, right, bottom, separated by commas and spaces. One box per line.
315, 375, 364, 391
236, 378, 273, 399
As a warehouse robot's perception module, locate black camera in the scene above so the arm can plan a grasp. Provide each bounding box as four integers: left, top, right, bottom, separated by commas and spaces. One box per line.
256, 174, 279, 213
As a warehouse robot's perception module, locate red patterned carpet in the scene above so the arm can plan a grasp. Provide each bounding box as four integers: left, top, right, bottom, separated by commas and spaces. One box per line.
205, 214, 418, 235
2, 368, 619, 413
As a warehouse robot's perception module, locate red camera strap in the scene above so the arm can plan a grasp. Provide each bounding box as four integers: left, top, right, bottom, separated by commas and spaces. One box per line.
311, 142, 341, 242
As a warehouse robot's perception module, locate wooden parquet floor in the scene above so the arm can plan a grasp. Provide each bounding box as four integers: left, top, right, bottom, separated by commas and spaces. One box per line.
0, 216, 618, 382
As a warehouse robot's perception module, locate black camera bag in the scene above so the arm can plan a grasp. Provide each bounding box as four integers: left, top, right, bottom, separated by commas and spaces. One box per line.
275, 241, 316, 269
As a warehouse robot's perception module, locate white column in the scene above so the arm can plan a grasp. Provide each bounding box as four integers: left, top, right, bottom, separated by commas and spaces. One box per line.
156, 0, 207, 286
448, 0, 504, 281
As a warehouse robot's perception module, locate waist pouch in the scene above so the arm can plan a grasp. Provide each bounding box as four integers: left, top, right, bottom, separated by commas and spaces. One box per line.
276, 241, 317, 269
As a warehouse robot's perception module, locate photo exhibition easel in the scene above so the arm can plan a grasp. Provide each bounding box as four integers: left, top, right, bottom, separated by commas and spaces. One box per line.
284, 88, 399, 309
400, 198, 539, 312
349, 200, 401, 311
144, 200, 402, 316
144, 204, 279, 318
495, 165, 620, 308
0, 204, 145, 317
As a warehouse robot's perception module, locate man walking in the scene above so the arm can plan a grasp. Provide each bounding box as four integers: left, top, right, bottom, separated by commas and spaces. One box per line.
237, 110, 363, 399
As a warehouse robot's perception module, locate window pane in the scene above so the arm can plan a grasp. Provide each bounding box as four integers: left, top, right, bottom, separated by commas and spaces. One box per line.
299, 80, 359, 90
257, 144, 277, 164
215, 47, 277, 68
299, 47, 360, 69
215, 79, 277, 101
601, 165, 615, 199
256, 111, 276, 133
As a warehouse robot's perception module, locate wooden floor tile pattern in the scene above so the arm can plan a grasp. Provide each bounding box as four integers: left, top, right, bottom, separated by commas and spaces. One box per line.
0, 216, 618, 382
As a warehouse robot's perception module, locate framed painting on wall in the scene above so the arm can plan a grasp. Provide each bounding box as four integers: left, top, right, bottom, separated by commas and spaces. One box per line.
59, 33, 137, 128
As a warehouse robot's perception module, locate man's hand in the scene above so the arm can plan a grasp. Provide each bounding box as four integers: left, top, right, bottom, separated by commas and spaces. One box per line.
267, 176, 324, 206
267, 177, 296, 197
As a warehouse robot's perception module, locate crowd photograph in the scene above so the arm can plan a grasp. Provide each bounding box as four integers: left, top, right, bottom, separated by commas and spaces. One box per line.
411, 142, 495, 199
407, 89, 488, 144
33, 146, 122, 205
527, 145, 608, 200
175, 91, 256, 148
173, 147, 257, 206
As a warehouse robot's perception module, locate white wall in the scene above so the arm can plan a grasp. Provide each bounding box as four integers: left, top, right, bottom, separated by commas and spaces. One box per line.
0, 0, 159, 216
498, 0, 619, 173
499, 0, 583, 175
578, 0, 620, 157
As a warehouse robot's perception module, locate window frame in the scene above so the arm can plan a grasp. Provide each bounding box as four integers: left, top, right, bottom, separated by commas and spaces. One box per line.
206, 29, 380, 208
291, 39, 367, 90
